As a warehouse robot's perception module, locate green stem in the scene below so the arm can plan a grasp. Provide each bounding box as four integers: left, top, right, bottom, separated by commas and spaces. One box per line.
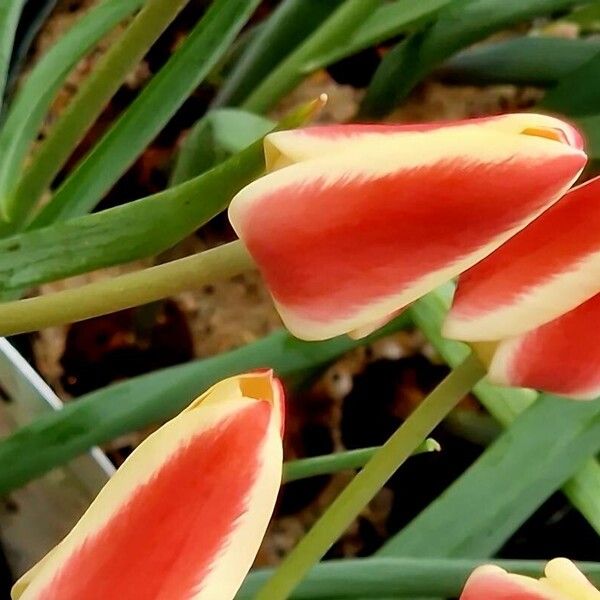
7, 0, 189, 227
254, 352, 486, 600
241, 0, 379, 113
0, 240, 253, 335
240, 557, 600, 599
283, 438, 440, 483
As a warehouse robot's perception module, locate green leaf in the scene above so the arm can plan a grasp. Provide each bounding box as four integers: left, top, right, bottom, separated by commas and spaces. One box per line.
238, 557, 600, 599
0, 140, 263, 295
5, 0, 59, 100
212, 0, 344, 108
29, 0, 262, 229
576, 114, 600, 159
0, 0, 145, 222
242, 0, 380, 114
360, 0, 584, 117
0, 314, 411, 493
170, 108, 273, 185
438, 37, 600, 86
0, 99, 315, 296
366, 289, 600, 570
378, 392, 600, 559
565, 1, 600, 32
303, 0, 450, 72
542, 48, 600, 116
6, 0, 190, 227
0, 0, 26, 113
410, 287, 600, 534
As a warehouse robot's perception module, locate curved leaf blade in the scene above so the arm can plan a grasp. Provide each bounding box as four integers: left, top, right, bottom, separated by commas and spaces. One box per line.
0, 314, 411, 493
238, 558, 600, 599
0, 0, 145, 220
31, 0, 262, 228
0, 0, 26, 113
542, 48, 600, 116
7, 0, 190, 227
438, 37, 600, 86
213, 0, 344, 108
360, 0, 584, 117
303, 0, 449, 73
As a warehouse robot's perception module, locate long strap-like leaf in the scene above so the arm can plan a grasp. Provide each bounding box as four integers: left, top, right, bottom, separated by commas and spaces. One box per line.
239, 557, 600, 599
5, 0, 190, 227
29, 0, 261, 228
0, 0, 145, 224
360, 0, 584, 117
410, 286, 600, 534
0, 0, 26, 114
0, 314, 412, 493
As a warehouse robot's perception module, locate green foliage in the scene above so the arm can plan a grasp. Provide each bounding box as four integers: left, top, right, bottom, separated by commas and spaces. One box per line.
0, 140, 265, 294
542, 48, 600, 116
0, 3, 600, 595
0, 0, 27, 112
410, 287, 600, 534
361, 0, 584, 117
0, 0, 145, 223
439, 37, 600, 86
170, 108, 273, 184
378, 392, 600, 559
5, 0, 190, 227
239, 557, 600, 599
0, 314, 411, 493
213, 0, 344, 107
29, 0, 262, 228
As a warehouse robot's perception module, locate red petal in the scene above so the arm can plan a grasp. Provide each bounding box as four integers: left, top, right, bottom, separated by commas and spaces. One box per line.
489, 292, 600, 399
447, 176, 600, 341
39, 401, 270, 599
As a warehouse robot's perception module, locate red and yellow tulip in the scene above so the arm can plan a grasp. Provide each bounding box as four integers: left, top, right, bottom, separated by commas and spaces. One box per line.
446, 174, 600, 399
229, 114, 585, 341
460, 558, 600, 599
12, 371, 284, 600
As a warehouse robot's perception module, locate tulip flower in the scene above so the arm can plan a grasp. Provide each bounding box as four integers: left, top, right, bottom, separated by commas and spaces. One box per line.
445, 174, 600, 399
229, 113, 585, 341
460, 558, 600, 599
445, 175, 600, 342
12, 371, 284, 600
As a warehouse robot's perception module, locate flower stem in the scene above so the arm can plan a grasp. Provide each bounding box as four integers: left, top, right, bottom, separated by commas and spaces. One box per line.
254, 352, 486, 600
0, 240, 253, 335
283, 438, 440, 483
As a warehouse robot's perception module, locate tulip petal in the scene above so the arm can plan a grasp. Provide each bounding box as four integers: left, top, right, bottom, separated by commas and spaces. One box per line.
230, 115, 585, 340
445, 175, 600, 341
265, 113, 584, 171
460, 565, 567, 600
13, 372, 284, 600
543, 559, 600, 600
488, 293, 600, 399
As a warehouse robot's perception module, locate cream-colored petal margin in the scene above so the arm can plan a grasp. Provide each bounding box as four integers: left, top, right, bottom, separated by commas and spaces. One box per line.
263, 113, 583, 172
191, 404, 282, 599
444, 249, 600, 341
13, 373, 283, 600
543, 559, 600, 600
